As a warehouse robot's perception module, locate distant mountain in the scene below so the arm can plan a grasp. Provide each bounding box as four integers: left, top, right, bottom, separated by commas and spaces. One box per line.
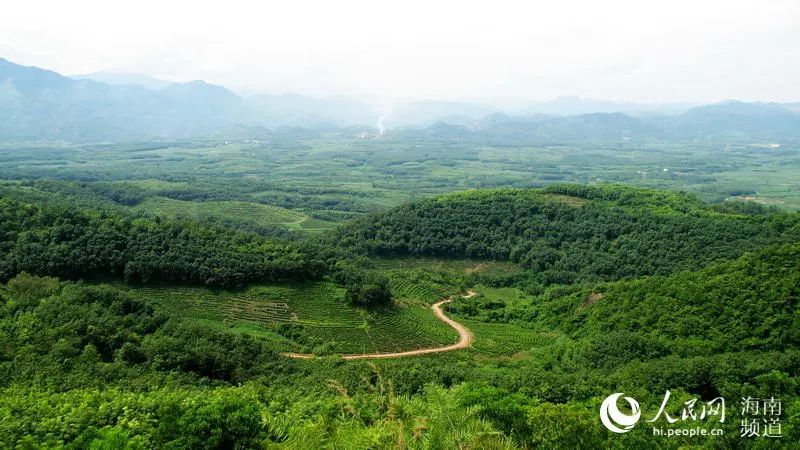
71, 71, 174, 90
533, 112, 655, 140
382, 100, 497, 128
467, 112, 656, 141
411, 103, 800, 142
521, 96, 693, 116
1, 58, 383, 139
394, 121, 471, 140
661, 101, 800, 139
0, 58, 246, 140
471, 113, 549, 137
1, 58, 799, 142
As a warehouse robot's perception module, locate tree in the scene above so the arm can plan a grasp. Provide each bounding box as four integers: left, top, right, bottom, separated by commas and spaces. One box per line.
331, 261, 392, 307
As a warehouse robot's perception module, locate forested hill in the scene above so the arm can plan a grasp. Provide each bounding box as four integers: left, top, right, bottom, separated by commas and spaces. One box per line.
336, 184, 800, 286
550, 242, 800, 354
0, 197, 326, 287
454, 242, 800, 362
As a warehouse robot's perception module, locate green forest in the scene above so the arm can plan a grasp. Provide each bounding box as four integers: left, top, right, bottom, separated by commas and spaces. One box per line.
0, 197, 326, 287
337, 185, 800, 289
1, 177, 799, 448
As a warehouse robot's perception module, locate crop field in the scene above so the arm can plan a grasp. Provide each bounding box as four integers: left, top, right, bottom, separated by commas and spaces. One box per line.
118, 273, 564, 359
461, 319, 559, 358
373, 258, 523, 306
121, 279, 551, 358
386, 272, 457, 304
123, 282, 458, 354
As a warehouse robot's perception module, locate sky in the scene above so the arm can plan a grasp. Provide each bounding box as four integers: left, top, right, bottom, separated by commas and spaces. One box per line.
1, 0, 798, 104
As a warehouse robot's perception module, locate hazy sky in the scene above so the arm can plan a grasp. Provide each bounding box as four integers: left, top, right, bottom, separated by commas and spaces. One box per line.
2, 0, 798, 103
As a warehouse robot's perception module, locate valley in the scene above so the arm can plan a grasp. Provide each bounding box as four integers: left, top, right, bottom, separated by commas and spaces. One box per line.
3, 177, 798, 448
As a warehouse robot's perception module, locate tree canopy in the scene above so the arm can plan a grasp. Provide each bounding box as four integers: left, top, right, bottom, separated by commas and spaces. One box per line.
0, 198, 326, 288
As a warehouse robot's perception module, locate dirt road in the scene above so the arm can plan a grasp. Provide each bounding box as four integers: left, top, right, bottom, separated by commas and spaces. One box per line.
282, 291, 476, 360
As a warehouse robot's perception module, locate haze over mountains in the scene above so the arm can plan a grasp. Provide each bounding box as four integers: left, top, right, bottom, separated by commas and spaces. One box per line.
71, 71, 175, 90
1, 57, 799, 142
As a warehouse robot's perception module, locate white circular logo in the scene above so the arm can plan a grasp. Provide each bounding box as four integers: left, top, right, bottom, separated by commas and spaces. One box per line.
600, 393, 641, 433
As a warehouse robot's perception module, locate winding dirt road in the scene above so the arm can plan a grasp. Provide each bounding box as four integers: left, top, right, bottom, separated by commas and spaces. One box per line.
282, 291, 476, 360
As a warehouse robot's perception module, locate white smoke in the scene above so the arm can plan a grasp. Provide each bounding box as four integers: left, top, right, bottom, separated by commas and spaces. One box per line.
377, 108, 393, 135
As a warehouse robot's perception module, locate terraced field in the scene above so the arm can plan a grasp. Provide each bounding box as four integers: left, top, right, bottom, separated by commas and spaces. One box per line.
376, 258, 521, 305
386, 272, 455, 304
362, 305, 460, 352
460, 319, 558, 357
124, 282, 457, 354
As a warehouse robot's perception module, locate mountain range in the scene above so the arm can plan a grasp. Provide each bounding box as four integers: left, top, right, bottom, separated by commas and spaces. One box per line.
1, 58, 799, 142
71, 71, 175, 90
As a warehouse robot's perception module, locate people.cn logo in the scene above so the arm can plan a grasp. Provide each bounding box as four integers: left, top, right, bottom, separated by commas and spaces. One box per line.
600, 393, 641, 433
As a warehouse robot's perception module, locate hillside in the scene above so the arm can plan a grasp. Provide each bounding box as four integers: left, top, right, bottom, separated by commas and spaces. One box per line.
337, 185, 800, 287
0, 58, 244, 140
453, 243, 800, 360
0, 197, 325, 287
